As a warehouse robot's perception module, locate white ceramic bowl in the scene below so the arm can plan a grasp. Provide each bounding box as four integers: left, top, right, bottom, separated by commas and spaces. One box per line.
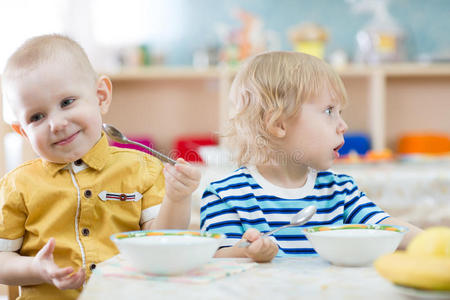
111, 230, 223, 275
303, 224, 407, 267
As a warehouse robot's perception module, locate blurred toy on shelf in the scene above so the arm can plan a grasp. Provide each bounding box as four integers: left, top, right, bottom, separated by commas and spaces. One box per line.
364, 149, 394, 162
329, 49, 350, 67
347, 0, 406, 64
173, 135, 218, 163
339, 132, 371, 156
398, 132, 450, 155
192, 45, 220, 69
216, 9, 278, 66
288, 22, 328, 59
118, 44, 165, 68
337, 148, 394, 164
336, 132, 395, 163
336, 131, 450, 164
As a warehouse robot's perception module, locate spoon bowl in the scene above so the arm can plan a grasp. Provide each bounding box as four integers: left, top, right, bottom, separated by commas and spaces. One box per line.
103, 123, 176, 165
290, 205, 317, 225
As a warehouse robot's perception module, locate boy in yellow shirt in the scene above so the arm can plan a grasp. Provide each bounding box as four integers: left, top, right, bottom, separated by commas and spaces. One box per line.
0, 34, 201, 299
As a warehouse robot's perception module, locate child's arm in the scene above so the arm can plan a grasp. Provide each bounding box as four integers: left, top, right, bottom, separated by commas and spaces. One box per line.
214, 229, 278, 263
380, 217, 422, 249
0, 238, 85, 289
143, 158, 201, 230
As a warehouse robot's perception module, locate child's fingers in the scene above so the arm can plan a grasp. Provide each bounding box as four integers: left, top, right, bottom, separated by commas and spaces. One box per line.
164, 166, 198, 190
163, 167, 189, 189
36, 238, 56, 260
242, 228, 262, 242
66, 268, 86, 289
166, 163, 200, 183
54, 268, 85, 290
262, 237, 278, 256
173, 161, 201, 181
246, 238, 277, 262
175, 158, 187, 165
49, 266, 74, 280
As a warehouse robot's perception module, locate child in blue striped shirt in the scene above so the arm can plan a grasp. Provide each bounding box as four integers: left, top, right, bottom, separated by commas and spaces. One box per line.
200, 51, 421, 262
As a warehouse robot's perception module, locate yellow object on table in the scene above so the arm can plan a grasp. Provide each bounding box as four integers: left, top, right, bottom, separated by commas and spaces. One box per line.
374, 227, 450, 291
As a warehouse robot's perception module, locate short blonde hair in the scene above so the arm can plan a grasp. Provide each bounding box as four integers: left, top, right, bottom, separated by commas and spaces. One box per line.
2, 34, 98, 124
224, 51, 348, 166
3, 34, 96, 83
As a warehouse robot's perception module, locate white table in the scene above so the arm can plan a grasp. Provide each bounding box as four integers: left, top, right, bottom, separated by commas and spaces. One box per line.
79, 256, 417, 300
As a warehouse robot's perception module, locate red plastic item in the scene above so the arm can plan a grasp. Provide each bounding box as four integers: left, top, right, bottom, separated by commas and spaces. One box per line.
173, 135, 218, 163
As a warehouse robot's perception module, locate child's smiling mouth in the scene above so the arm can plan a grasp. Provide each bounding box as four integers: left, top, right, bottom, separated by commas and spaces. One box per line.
53, 131, 80, 146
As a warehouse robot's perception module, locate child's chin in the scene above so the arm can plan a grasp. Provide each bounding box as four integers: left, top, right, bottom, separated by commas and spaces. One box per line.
315, 162, 333, 171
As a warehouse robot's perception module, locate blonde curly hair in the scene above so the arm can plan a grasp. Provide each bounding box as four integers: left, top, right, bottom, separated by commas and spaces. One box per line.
223, 51, 348, 166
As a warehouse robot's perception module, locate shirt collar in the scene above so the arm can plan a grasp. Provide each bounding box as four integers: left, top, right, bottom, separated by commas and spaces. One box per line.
42, 133, 110, 176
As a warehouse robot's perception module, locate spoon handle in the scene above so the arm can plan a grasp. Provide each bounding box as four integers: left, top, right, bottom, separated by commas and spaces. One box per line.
237, 225, 288, 248
263, 225, 289, 237
127, 139, 177, 165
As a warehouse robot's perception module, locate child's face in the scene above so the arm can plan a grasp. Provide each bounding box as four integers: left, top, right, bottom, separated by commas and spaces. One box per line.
7, 60, 109, 163
282, 86, 348, 170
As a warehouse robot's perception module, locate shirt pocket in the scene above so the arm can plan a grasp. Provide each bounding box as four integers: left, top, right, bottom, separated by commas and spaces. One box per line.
98, 191, 143, 202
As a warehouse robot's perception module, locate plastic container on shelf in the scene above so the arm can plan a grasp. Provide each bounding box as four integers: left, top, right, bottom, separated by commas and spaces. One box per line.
398, 133, 450, 155
339, 132, 371, 156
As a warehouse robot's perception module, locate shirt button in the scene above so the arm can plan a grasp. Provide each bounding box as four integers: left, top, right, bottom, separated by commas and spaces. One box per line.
82, 228, 90, 236
74, 159, 83, 166
89, 263, 96, 271
84, 190, 92, 198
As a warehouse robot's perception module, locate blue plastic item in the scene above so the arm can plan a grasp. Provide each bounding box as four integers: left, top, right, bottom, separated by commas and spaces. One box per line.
339, 132, 371, 156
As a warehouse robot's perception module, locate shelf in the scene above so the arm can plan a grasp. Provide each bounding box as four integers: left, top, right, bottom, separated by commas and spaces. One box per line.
1, 63, 449, 175
107, 66, 223, 81
106, 63, 450, 80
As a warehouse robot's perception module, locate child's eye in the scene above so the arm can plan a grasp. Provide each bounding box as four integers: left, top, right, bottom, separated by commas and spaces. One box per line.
61, 98, 75, 108
29, 113, 45, 123
325, 107, 333, 115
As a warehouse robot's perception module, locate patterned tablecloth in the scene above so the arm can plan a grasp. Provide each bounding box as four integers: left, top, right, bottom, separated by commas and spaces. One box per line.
190, 160, 450, 229
80, 256, 441, 300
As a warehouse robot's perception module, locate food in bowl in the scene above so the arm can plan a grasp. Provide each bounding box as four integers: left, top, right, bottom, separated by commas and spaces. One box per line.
111, 230, 223, 275
303, 224, 407, 267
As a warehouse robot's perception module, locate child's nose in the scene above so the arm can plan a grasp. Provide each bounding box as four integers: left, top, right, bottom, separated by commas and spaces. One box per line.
49, 115, 68, 132
337, 118, 348, 134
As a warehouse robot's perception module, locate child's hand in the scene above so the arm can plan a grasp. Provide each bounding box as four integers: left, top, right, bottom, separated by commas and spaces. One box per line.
241, 228, 278, 262
32, 238, 85, 290
163, 158, 201, 202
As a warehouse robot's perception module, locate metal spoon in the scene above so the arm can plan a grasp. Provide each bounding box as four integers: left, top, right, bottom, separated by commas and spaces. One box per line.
102, 123, 177, 165
238, 205, 317, 248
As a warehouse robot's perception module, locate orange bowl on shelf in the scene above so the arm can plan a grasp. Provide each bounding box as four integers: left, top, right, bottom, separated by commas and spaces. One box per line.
398, 133, 450, 155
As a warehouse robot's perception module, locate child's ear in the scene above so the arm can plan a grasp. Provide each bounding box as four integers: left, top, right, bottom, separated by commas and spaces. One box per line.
266, 115, 287, 138
11, 123, 27, 138
96, 75, 112, 115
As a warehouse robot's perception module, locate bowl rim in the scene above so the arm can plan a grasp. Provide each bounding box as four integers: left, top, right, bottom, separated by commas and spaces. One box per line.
110, 229, 224, 242
302, 224, 408, 234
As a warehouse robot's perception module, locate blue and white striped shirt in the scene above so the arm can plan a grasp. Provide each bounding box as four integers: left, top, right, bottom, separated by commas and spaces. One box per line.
200, 166, 390, 256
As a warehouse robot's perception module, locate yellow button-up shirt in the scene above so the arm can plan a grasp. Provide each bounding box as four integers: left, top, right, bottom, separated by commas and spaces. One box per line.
0, 135, 164, 299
